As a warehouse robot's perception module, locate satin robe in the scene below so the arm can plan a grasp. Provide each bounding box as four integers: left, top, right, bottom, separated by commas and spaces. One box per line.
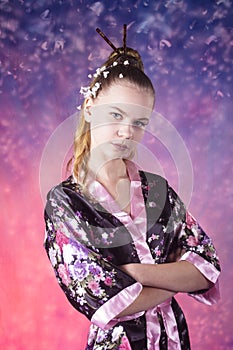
44, 161, 220, 350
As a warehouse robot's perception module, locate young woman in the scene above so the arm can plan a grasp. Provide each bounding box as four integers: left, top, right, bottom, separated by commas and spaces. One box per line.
44, 28, 221, 350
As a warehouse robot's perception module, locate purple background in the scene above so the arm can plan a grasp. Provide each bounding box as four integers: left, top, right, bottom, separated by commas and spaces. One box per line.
0, 0, 232, 349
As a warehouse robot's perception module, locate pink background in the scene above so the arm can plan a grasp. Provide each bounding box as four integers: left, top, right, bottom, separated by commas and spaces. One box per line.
0, 1, 232, 349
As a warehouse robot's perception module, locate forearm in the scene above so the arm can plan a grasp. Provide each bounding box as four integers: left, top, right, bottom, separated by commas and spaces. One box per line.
117, 286, 175, 318
121, 261, 212, 293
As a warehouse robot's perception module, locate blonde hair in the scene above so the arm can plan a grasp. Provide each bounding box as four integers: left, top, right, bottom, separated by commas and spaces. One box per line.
70, 47, 155, 185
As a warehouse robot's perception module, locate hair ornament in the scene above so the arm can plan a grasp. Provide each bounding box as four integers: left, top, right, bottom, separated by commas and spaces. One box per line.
80, 81, 102, 99
96, 24, 128, 55
80, 86, 92, 98
96, 27, 117, 51
79, 25, 144, 101
103, 71, 110, 78
96, 25, 144, 71
91, 82, 101, 98
123, 24, 127, 55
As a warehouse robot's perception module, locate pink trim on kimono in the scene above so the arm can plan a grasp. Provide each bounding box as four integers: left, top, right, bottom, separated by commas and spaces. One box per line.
125, 162, 182, 349
119, 335, 133, 349
146, 299, 182, 350
180, 251, 220, 304
91, 282, 144, 330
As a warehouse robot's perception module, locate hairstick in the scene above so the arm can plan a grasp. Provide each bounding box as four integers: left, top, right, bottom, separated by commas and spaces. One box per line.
96, 25, 128, 53
96, 28, 117, 51
123, 24, 127, 55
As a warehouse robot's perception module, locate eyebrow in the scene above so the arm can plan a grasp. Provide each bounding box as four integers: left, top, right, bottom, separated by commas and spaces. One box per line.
109, 105, 150, 121
109, 105, 126, 115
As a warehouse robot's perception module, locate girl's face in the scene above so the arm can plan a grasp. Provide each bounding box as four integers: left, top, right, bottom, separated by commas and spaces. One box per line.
85, 82, 154, 161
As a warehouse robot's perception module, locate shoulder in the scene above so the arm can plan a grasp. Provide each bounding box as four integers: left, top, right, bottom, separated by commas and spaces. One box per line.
47, 175, 79, 196
45, 175, 81, 207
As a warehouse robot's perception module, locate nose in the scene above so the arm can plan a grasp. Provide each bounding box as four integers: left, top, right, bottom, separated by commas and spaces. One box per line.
117, 123, 133, 139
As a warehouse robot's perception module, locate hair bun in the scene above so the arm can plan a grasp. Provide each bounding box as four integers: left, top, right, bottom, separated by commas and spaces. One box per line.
96, 27, 144, 72
107, 47, 144, 71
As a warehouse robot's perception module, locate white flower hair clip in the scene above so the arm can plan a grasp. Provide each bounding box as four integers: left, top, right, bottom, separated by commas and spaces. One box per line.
79, 86, 92, 98
80, 82, 102, 99
91, 82, 101, 98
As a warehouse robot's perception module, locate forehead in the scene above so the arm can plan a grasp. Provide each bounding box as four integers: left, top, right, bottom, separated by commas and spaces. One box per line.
94, 82, 154, 110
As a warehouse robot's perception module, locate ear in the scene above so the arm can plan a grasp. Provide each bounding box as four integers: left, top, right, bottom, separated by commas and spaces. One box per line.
84, 97, 93, 122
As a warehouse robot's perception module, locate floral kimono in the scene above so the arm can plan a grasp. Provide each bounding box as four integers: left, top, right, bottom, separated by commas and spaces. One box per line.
44, 161, 220, 350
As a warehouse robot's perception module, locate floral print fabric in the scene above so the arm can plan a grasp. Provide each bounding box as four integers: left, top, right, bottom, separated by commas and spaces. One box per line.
44, 167, 220, 350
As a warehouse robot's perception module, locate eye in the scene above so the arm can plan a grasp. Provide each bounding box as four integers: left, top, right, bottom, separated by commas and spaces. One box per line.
133, 120, 148, 128
111, 112, 123, 120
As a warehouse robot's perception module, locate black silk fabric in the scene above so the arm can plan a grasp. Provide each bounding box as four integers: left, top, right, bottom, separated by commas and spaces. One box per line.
44, 171, 220, 349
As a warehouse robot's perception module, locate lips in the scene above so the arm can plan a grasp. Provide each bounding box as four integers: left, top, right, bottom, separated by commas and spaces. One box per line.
111, 142, 129, 151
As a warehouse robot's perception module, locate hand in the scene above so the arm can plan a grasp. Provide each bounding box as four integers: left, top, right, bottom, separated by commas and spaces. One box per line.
167, 247, 186, 262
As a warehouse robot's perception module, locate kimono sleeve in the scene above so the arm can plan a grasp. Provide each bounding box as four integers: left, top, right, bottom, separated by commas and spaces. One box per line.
44, 184, 143, 330
167, 186, 221, 305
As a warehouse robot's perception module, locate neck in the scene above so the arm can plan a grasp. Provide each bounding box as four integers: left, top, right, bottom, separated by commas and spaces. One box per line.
87, 157, 131, 214
88, 157, 128, 184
